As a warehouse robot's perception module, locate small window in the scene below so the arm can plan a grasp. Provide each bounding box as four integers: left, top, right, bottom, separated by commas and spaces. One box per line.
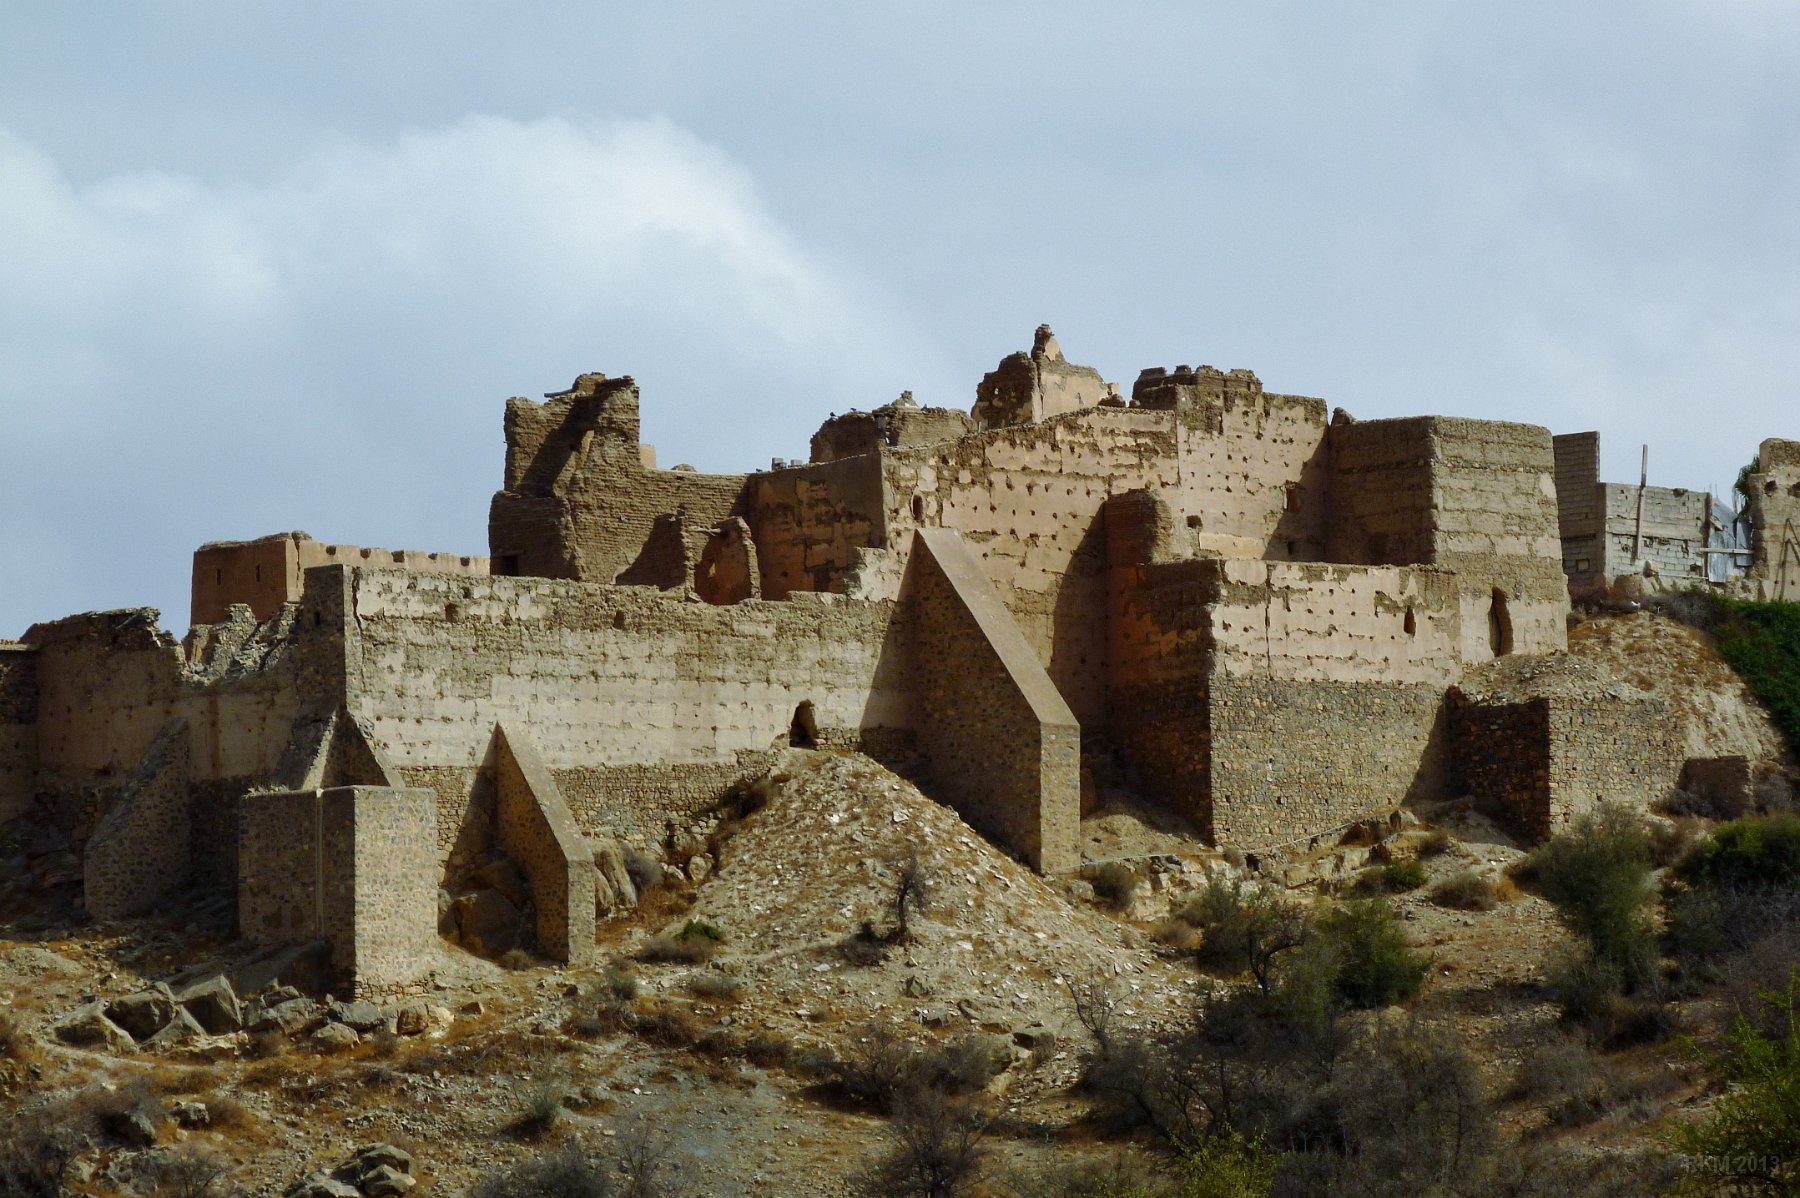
911, 494, 925, 522
254, 564, 261, 583
1403, 607, 1416, 636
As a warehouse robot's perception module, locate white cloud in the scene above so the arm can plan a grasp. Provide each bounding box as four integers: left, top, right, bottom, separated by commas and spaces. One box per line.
0, 114, 931, 634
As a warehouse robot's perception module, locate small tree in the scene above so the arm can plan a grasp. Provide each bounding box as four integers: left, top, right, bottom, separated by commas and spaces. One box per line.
1531, 806, 1659, 990
857, 1088, 990, 1198
891, 850, 933, 941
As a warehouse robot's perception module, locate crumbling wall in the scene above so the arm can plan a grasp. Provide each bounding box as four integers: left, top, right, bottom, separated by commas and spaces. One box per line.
22, 605, 313, 889
747, 455, 888, 599
695, 517, 760, 605
1747, 438, 1800, 600
1450, 696, 1552, 836
487, 375, 746, 583
809, 395, 974, 464
909, 530, 1079, 873
0, 645, 37, 823
335, 567, 914, 867
971, 326, 1112, 430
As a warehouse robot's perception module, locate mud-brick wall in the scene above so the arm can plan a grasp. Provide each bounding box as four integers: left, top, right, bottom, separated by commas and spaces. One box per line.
748, 455, 889, 599
1208, 676, 1446, 849
1171, 391, 1331, 561
0, 647, 37, 823
340, 568, 913, 862
883, 408, 1179, 723
1552, 432, 1602, 585
1327, 418, 1438, 567
1106, 556, 1215, 833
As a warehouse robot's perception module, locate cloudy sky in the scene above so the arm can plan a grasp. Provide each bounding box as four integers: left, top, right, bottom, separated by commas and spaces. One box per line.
4, 2, 1798, 634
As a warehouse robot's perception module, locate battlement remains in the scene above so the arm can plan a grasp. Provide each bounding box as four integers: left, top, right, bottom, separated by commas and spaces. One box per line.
970, 325, 1117, 430
192, 531, 488, 627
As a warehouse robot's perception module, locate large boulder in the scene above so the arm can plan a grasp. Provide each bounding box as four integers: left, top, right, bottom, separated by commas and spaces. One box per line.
592, 837, 638, 909
451, 888, 524, 957
249, 995, 322, 1036
139, 1006, 208, 1052
106, 986, 176, 1041
175, 975, 242, 1034
325, 999, 386, 1034
468, 858, 531, 910
54, 1000, 135, 1051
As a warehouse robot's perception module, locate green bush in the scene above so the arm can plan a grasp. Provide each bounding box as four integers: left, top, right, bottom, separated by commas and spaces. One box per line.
1529, 806, 1659, 989
1676, 813, 1800, 891
1430, 870, 1499, 911
1707, 596, 1800, 759
1667, 972, 1800, 1195
1316, 899, 1429, 1009
1355, 859, 1427, 895
1181, 879, 1311, 992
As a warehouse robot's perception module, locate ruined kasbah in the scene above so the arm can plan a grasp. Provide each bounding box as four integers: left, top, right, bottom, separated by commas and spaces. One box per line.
3, 325, 1798, 998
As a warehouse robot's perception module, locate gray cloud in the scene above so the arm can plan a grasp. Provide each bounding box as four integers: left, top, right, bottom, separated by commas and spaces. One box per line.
3, 2, 1798, 633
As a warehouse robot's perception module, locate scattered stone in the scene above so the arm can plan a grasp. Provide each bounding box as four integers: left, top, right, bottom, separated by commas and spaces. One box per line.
112, 1109, 157, 1149
1065, 879, 1095, 903
54, 1000, 135, 1051
285, 1171, 360, 1198
139, 1005, 208, 1051
313, 1022, 360, 1052
171, 1101, 210, 1129
326, 999, 387, 1034
250, 996, 323, 1036
686, 854, 712, 884
361, 1165, 415, 1197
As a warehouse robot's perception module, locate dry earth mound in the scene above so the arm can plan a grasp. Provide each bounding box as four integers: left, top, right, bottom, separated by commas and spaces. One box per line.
1461, 611, 1787, 764
649, 752, 1197, 1042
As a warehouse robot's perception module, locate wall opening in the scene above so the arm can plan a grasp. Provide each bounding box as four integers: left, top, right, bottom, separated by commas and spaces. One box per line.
1403, 607, 1416, 637
788, 702, 818, 749
492, 554, 521, 577
911, 494, 925, 522
1488, 589, 1514, 657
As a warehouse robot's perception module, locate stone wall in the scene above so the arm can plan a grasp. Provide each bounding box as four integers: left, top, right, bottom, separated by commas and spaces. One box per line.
1451, 691, 1683, 840
1596, 483, 1712, 584
493, 724, 597, 966
909, 530, 1080, 873
240, 786, 439, 998
809, 395, 973, 464
0, 645, 37, 823
971, 326, 1112, 430
82, 718, 191, 920
1748, 438, 1800, 600
1107, 534, 1457, 846
336, 566, 913, 863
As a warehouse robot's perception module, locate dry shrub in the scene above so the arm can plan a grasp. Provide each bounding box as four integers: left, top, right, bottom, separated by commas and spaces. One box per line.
1431, 870, 1500, 911
499, 948, 536, 971
635, 1001, 704, 1048
509, 1075, 570, 1138
743, 1032, 792, 1069
638, 919, 725, 965
686, 971, 744, 1001
1150, 917, 1203, 952
247, 1029, 291, 1059
1087, 862, 1139, 909
0, 1009, 30, 1063
1418, 828, 1456, 858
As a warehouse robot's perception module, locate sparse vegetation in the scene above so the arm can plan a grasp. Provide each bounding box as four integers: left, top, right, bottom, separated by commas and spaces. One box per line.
511, 1075, 570, 1137
1354, 858, 1427, 895
1667, 971, 1800, 1195
1180, 878, 1311, 992
685, 970, 743, 1001
638, 919, 725, 964
1418, 827, 1455, 858
1529, 806, 1661, 1015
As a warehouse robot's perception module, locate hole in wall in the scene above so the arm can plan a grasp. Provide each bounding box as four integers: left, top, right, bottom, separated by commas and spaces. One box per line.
911, 494, 925, 522
789, 701, 818, 748
1488, 588, 1513, 657
1403, 607, 1416, 636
